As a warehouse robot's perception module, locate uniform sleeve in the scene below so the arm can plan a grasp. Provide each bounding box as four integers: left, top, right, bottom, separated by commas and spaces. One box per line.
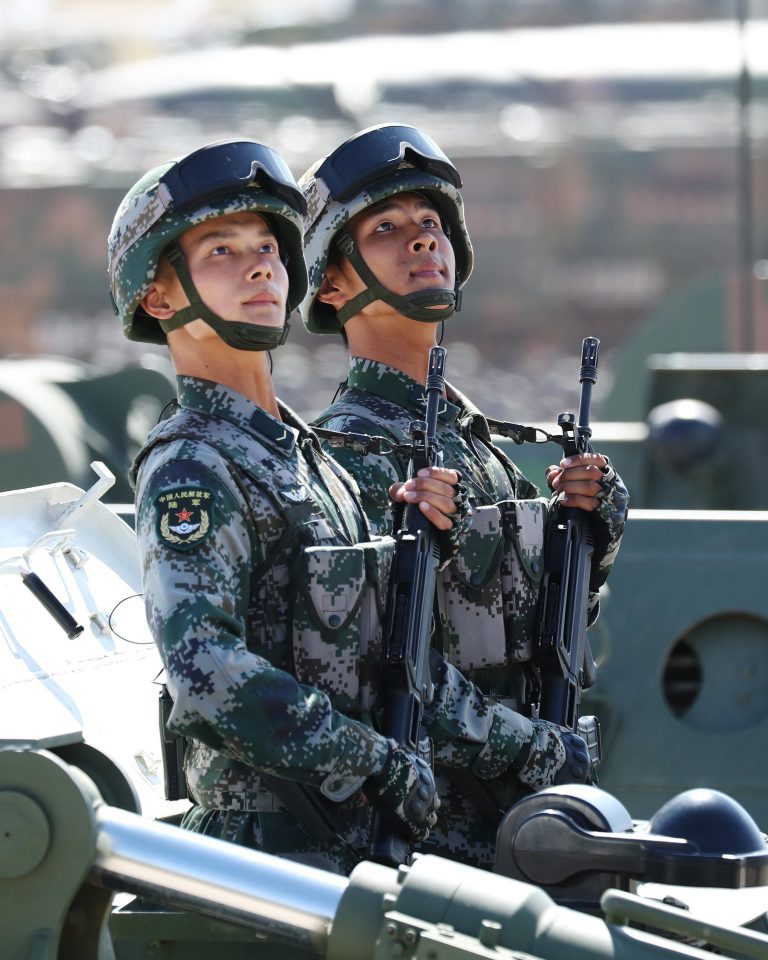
588, 462, 629, 592
422, 649, 530, 770
548, 461, 629, 623
317, 413, 405, 536
135, 454, 390, 800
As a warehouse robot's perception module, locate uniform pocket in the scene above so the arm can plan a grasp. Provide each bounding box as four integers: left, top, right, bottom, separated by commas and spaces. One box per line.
498, 498, 547, 661
440, 504, 506, 673
292, 538, 394, 717
439, 499, 548, 674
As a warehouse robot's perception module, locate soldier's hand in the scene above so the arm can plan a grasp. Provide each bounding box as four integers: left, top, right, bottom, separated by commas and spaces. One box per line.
364, 741, 440, 841
553, 730, 591, 785
388, 467, 461, 531
545, 452, 610, 512
517, 719, 591, 790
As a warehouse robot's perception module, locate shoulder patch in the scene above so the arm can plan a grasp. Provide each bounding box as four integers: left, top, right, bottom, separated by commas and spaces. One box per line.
154, 487, 215, 551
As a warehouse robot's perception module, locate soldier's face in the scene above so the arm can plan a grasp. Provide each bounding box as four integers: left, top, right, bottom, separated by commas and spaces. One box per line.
337, 192, 455, 305
158, 212, 289, 331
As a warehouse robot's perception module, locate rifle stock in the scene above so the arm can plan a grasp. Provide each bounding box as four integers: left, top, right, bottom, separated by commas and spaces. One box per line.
534, 337, 602, 766
369, 345, 446, 866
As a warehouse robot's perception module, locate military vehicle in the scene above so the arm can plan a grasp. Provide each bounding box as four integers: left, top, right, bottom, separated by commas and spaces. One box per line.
0, 355, 175, 506
7, 737, 768, 959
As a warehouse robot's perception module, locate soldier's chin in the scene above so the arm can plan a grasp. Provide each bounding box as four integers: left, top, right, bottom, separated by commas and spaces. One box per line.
240, 310, 285, 327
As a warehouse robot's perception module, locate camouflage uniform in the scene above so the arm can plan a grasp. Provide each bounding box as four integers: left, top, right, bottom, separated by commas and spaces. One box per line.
132, 375, 549, 873
313, 357, 629, 868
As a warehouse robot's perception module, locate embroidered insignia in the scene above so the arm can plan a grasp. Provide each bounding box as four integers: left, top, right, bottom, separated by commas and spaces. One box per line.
279, 486, 309, 504
155, 487, 214, 551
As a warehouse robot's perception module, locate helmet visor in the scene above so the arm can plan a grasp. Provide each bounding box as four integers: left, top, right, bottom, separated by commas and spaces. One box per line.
315, 124, 462, 203
159, 139, 307, 216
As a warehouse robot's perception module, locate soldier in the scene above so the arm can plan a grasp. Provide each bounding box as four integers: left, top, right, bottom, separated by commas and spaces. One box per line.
299, 124, 629, 868
109, 138, 587, 875
107, 139, 465, 873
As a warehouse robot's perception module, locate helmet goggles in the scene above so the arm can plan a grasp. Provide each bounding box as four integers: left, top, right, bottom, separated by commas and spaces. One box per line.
157, 139, 307, 219
314, 124, 462, 205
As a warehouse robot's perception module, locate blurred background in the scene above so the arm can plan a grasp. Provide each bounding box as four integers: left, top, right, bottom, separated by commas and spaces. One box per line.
1, 0, 767, 499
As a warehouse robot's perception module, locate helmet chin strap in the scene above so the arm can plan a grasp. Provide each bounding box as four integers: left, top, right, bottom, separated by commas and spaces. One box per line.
158, 242, 289, 351
334, 230, 462, 328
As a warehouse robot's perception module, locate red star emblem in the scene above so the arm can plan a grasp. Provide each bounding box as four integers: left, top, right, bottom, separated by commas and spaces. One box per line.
176, 508, 194, 522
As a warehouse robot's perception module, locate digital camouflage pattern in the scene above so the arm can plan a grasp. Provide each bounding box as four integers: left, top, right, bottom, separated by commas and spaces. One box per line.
108, 172, 306, 344
313, 357, 629, 868
132, 376, 392, 872
365, 743, 439, 842
299, 163, 473, 334
133, 376, 550, 873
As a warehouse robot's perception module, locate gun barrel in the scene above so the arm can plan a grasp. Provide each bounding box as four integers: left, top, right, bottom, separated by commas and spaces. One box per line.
579, 337, 600, 385
425, 344, 447, 396
94, 804, 346, 953
577, 337, 599, 448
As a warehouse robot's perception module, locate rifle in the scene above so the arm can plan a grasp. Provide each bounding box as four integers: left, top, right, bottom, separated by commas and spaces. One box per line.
369, 344, 447, 866
533, 337, 602, 769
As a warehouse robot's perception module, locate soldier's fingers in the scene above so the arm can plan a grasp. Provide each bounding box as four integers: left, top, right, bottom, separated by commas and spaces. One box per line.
404, 489, 456, 515
554, 464, 604, 486
403, 477, 456, 499
545, 465, 561, 490
560, 453, 606, 470
558, 478, 602, 498
417, 467, 460, 485
418, 499, 454, 530
388, 481, 407, 503
558, 493, 600, 512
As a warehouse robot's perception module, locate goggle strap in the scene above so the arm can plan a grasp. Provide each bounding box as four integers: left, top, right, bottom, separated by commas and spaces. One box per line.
315, 125, 462, 204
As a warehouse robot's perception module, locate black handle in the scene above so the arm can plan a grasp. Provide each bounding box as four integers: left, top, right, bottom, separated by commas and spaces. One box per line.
21, 571, 84, 639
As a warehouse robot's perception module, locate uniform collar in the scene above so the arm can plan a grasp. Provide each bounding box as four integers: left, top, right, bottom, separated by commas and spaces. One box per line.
177, 376, 298, 455
345, 356, 461, 426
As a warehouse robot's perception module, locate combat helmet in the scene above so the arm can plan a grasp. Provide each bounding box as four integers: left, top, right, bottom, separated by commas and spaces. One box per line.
299, 124, 474, 334
108, 139, 307, 351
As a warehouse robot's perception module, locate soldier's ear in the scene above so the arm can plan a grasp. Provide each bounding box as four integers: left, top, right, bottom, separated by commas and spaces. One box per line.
317, 265, 350, 309
141, 281, 179, 321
